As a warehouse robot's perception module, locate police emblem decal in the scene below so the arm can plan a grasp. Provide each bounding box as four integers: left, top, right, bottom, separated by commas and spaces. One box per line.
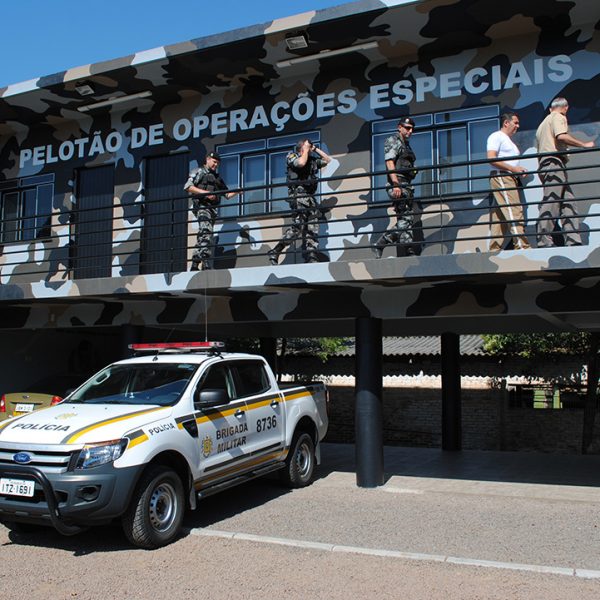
202, 436, 213, 458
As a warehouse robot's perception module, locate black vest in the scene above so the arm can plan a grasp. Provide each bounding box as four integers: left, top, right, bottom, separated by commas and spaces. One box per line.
287, 153, 320, 194
194, 167, 227, 193
394, 137, 416, 181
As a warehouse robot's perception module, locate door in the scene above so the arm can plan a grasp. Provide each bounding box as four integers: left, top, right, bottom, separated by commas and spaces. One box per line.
142, 153, 188, 274
74, 165, 114, 279
230, 360, 285, 459
194, 362, 250, 482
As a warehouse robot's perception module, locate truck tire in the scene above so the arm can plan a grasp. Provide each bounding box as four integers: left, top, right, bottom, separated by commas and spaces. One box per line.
122, 465, 185, 549
281, 432, 315, 488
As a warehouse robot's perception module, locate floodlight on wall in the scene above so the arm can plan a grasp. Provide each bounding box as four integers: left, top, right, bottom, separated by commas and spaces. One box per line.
77, 91, 152, 112
75, 82, 95, 96
277, 41, 379, 68
285, 34, 308, 50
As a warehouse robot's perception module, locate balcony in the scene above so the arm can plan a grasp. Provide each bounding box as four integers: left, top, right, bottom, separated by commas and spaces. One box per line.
1, 149, 599, 337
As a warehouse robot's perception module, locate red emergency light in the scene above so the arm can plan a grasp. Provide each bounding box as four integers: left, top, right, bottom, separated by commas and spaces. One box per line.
128, 341, 225, 352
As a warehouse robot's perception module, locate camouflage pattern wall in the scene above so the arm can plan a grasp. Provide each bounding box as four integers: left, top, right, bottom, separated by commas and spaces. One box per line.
0, 0, 599, 335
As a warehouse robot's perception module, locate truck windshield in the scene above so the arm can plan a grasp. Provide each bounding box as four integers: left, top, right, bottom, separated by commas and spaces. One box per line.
67, 363, 197, 406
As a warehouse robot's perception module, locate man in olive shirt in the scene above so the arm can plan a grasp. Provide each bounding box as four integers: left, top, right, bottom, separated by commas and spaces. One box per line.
535, 97, 594, 247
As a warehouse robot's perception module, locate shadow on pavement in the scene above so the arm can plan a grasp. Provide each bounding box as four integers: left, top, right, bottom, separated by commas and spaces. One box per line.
320, 442, 600, 488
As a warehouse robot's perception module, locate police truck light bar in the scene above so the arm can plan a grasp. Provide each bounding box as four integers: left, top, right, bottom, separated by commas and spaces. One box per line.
129, 342, 225, 351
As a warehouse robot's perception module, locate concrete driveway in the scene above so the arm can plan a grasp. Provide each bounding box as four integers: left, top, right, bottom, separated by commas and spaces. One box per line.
2, 443, 600, 599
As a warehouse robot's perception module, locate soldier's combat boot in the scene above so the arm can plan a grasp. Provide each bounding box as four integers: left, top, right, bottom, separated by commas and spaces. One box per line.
190, 260, 200, 271
374, 236, 386, 259
268, 243, 284, 265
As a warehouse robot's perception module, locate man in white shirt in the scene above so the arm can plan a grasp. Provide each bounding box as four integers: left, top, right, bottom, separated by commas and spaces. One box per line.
486, 112, 530, 251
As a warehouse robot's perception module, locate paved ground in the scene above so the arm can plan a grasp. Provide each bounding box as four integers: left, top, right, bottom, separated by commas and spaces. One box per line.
189, 444, 600, 572
1, 443, 600, 599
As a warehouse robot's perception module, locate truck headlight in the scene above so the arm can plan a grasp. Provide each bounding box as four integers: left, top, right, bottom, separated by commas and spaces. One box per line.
76, 439, 128, 470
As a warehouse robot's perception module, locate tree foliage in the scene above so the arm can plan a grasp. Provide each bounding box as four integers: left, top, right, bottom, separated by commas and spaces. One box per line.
283, 337, 351, 362
224, 336, 350, 362
482, 332, 593, 358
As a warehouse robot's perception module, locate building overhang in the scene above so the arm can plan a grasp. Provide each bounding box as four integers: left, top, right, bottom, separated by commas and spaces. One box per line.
1, 249, 599, 336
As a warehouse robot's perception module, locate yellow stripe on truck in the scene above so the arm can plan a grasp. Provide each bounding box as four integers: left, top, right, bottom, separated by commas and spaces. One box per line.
127, 433, 149, 449
64, 407, 167, 444
195, 449, 287, 489
283, 390, 312, 402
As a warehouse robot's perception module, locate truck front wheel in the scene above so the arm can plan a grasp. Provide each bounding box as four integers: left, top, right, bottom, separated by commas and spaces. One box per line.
281, 432, 315, 488
122, 465, 185, 549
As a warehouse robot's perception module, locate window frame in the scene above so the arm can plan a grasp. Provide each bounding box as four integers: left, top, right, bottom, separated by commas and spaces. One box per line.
371, 105, 499, 202
229, 360, 272, 399
217, 131, 321, 217
0, 174, 55, 243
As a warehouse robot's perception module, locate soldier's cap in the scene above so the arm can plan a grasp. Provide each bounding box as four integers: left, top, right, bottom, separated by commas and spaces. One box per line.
398, 117, 415, 129
206, 151, 221, 161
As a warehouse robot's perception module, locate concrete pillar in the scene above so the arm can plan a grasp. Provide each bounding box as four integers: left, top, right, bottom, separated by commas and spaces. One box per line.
259, 337, 278, 377
355, 317, 384, 487
441, 332, 461, 451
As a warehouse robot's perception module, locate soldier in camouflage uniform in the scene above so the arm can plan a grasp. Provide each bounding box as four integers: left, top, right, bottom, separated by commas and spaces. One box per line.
268, 139, 332, 265
375, 116, 418, 258
184, 151, 237, 270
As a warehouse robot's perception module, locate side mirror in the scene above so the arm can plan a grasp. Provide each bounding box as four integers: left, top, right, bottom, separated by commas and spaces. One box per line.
195, 388, 229, 409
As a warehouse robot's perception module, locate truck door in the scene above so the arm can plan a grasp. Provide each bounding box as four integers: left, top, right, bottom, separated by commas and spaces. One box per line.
230, 360, 285, 460
194, 362, 251, 480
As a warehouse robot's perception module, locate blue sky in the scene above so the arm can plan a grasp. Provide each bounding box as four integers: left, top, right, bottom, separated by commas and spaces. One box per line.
0, 0, 348, 88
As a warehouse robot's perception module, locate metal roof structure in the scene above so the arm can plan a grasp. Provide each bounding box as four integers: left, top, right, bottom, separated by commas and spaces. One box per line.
326, 335, 486, 357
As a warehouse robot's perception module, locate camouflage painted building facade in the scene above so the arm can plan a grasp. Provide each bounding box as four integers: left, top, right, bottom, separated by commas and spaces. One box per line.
1, 0, 599, 368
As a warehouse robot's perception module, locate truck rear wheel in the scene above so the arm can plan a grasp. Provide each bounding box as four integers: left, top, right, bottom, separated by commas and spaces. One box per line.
122, 465, 184, 549
281, 432, 315, 488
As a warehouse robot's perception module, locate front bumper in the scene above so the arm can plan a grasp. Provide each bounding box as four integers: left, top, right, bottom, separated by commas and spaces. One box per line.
0, 462, 143, 532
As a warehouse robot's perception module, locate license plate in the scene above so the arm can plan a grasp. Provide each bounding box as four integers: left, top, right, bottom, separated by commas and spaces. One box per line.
14, 403, 34, 413
0, 478, 35, 497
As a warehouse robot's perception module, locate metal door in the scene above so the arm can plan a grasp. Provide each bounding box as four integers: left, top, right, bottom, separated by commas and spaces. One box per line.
74, 165, 114, 279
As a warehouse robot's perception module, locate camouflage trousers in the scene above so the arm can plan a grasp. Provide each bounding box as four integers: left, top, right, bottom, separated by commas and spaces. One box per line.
192, 205, 217, 268
276, 188, 320, 262
537, 157, 582, 247
375, 186, 415, 255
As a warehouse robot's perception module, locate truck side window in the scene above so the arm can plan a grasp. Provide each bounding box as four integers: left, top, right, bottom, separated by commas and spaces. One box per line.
231, 361, 271, 398
198, 364, 235, 401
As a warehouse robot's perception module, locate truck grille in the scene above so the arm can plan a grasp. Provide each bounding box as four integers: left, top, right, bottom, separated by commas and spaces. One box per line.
0, 443, 77, 474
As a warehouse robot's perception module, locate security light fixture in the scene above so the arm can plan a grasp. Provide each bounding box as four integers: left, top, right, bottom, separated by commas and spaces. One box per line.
285, 34, 309, 50
277, 41, 379, 68
75, 82, 95, 97
77, 91, 152, 112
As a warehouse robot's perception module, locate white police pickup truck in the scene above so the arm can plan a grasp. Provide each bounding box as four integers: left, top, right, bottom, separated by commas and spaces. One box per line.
0, 342, 328, 548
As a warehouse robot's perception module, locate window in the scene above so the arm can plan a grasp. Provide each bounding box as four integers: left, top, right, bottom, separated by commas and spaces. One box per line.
371, 106, 499, 202
0, 174, 54, 243
199, 364, 235, 401
218, 131, 320, 217
231, 361, 271, 398
69, 363, 197, 406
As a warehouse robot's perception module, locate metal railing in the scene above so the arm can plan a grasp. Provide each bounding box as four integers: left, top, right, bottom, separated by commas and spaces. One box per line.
1, 147, 599, 280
